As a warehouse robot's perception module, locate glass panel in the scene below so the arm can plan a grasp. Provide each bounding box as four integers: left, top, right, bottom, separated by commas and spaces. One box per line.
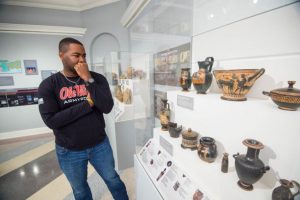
193, 0, 298, 35
128, 0, 194, 153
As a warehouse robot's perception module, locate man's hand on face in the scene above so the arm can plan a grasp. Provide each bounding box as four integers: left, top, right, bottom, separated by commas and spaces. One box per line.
74, 62, 92, 82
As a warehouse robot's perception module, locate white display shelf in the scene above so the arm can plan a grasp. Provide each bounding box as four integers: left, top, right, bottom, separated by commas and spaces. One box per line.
149, 90, 300, 200
154, 128, 270, 200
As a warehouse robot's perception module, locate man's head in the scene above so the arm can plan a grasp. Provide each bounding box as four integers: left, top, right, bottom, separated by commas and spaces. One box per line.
59, 37, 86, 73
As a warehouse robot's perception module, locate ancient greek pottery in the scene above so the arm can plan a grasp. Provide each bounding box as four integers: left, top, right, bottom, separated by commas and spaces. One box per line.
181, 128, 198, 150
168, 122, 182, 138
197, 137, 217, 163
263, 81, 300, 111
123, 88, 132, 104
233, 139, 270, 191
112, 73, 118, 85
126, 66, 133, 79
159, 99, 170, 131
221, 153, 229, 173
213, 68, 265, 101
115, 85, 123, 102
272, 179, 300, 200
173, 181, 180, 191
133, 69, 145, 80
192, 57, 214, 94
193, 189, 204, 200
180, 68, 192, 91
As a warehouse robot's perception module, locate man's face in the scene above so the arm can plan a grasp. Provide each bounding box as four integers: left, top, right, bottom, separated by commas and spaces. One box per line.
59, 43, 86, 73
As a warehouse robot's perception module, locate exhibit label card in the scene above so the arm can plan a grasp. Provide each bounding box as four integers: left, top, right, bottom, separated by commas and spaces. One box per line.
158, 164, 209, 200
139, 139, 172, 181
177, 94, 194, 110
159, 135, 173, 156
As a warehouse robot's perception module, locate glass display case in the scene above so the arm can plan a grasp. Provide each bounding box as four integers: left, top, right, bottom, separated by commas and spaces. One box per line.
128, 0, 194, 153
124, 0, 300, 199
93, 51, 152, 170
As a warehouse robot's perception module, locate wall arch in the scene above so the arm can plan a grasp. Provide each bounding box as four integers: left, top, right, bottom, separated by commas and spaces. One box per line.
90, 32, 120, 74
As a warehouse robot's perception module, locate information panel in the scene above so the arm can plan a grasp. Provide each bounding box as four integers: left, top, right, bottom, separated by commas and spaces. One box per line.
137, 139, 210, 200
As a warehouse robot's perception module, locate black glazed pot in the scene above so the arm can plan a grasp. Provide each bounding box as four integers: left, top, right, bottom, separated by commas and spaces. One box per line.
233, 139, 270, 191
168, 122, 182, 138
272, 179, 300, 200
197, 137, 217, 163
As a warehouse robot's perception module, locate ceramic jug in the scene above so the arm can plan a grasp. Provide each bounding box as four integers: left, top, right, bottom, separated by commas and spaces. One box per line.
192, 57, 214, 94
115, 85, 123, 102
233, 139, 270, 191
272, 179, 300, 200
197, 136, 218, 163
159, 99, 170, 131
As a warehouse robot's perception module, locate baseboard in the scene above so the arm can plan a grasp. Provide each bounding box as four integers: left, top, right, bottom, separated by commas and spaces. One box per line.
0, 127, 53, 141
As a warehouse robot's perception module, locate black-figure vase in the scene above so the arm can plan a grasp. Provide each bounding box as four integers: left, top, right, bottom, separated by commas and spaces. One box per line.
192, 57, 214, 94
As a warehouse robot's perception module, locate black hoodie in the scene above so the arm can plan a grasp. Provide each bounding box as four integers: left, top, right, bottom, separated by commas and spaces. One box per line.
38, 71, 113, 150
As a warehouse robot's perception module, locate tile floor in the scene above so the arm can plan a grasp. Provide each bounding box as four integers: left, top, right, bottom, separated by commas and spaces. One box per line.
0, 134, 136, 200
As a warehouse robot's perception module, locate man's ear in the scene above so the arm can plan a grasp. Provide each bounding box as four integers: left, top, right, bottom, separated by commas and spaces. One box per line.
59, 52, 64, 60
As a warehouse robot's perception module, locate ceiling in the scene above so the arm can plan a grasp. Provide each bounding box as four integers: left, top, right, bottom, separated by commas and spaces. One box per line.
0, 0, 121, 11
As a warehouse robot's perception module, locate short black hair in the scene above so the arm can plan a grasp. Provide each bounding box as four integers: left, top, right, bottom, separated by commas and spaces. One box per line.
59, 37, 83, 52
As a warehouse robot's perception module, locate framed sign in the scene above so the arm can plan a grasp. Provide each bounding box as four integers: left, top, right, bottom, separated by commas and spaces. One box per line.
24, 60, 38, 75
154, 43, 191, 86
0, 60, 22, 74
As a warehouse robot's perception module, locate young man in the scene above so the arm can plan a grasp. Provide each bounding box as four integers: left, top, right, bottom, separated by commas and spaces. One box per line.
38, 38, 128, 200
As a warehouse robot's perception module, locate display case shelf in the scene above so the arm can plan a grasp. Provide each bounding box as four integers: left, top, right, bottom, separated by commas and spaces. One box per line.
154, 128, 270, 199
147, 90, 300, 199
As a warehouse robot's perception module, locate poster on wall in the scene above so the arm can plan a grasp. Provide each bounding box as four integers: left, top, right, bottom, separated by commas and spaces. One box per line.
41, 70, 57, 80
0, 60, 22, 74
24, 60, 38, 75
154, 43, 191, 86
0, 76, 14, 86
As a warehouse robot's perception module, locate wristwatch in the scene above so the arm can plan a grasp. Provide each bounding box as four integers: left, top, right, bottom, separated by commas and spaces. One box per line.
85, 77, 95, 86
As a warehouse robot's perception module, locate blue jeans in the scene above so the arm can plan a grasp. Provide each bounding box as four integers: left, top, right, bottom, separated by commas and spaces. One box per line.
56, 136, 128, 200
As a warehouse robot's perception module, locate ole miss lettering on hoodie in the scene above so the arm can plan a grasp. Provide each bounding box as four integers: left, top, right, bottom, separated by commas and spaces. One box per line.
38, 71, 113, 150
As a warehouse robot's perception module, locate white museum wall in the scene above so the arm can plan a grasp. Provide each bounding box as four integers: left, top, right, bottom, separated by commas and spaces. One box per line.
0, 1, 130, 138
0, 5, 84, 137
81, 0, 130, 65
0, 5, 83, 27
0, 33, 81, 136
